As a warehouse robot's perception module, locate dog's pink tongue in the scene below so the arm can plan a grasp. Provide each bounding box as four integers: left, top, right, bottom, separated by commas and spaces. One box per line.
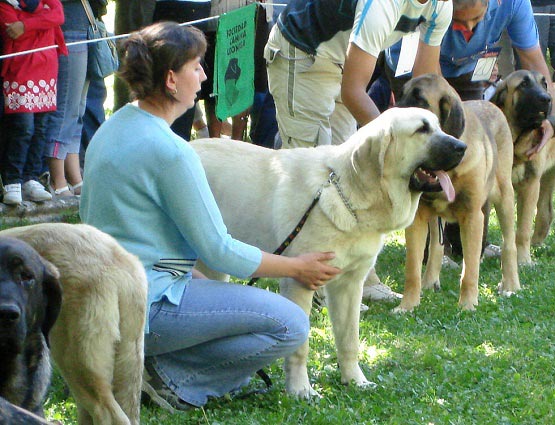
436, 170, 455, 202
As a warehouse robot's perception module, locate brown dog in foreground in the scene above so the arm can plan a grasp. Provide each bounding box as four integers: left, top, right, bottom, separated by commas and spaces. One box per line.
394, 74, 520, 312
0, 223, 147, 425
491, 70, 555, 265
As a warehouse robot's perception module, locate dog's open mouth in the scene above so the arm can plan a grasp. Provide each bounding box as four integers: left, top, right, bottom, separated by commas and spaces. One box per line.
410, 168, 455, 202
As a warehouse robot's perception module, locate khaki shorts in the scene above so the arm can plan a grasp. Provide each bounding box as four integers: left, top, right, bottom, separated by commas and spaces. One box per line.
265, 26, 356, 148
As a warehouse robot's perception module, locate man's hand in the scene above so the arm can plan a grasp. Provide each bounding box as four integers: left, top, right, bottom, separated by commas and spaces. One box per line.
5, 21, 25, 39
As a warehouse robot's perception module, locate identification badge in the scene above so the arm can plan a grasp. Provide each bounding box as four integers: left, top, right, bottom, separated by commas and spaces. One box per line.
471, 49, 500, 82
395, 32, 419, 77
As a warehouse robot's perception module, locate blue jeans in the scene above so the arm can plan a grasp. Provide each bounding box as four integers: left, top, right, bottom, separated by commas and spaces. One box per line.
45, 29, 89, 160
80, 76, 107, 166
249, 91, 279, 149
144, 279, 309, 407
1, 112, 49, 185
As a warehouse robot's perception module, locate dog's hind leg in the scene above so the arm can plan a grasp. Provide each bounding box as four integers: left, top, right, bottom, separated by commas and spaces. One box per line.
50, 297, 132, 425
111, 269, 147, 425
52, 342, 131, 425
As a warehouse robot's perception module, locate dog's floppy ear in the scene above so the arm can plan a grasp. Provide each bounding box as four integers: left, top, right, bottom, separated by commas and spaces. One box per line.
490, 80, 508, 108
41, 260, 62, 347
439, 95, 465, 139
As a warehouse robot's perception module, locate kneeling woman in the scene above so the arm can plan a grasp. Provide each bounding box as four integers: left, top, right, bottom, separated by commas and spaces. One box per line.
79, 21, 341, 409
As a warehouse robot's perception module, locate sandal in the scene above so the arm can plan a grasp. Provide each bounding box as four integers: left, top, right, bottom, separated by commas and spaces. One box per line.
69, 181, 83, 197
47, 174, 72, 198
51, 185, 72, 197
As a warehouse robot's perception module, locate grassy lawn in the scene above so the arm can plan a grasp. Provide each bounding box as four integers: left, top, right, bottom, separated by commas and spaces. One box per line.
7, 211, 548, 424
16, 7, 554, 422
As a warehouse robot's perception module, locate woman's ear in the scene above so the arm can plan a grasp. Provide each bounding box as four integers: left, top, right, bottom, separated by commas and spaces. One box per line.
166, 69, 177, 94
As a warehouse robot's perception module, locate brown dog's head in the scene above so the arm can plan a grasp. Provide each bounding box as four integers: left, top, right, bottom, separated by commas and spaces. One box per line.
397, 73, 466, 139
491, 69, 552, 131
0, 237, 62, 355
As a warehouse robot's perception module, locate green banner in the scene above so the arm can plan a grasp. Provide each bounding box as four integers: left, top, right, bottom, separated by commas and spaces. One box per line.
214, 3, 256, 121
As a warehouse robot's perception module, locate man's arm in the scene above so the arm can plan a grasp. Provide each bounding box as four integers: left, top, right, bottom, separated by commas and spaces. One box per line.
412, 41, 441, 76
341, 42, 381, 127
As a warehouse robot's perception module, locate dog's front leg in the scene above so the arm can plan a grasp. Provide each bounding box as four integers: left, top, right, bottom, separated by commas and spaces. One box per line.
324, 276, 369, 387
458, 209, 483, 310
532, 166, 555, 246
280, 278, 319, 398
394, 209, 430, 312
515, 174, 540, 265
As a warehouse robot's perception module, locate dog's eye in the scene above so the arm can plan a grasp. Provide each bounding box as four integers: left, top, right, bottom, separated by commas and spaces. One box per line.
20, 270, 35, 286
415, 120, 431, 134
520, 78, 530, 88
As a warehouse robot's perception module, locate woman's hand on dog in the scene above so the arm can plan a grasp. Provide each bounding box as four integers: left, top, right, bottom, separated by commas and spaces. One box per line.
290, 252, 342, 290
254, 252, 341, 290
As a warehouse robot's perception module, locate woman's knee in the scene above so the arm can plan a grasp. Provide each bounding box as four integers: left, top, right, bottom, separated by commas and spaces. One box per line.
278, 298, 310, 347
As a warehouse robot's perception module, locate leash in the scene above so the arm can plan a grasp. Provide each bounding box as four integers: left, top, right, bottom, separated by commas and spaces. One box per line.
246, 170, 355, 391
247, 170, 352, 286
246, 188, 322, 286
438, 217, 445, 246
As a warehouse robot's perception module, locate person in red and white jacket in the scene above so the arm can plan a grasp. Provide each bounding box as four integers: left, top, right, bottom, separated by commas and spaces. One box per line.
0, 0, 67, 205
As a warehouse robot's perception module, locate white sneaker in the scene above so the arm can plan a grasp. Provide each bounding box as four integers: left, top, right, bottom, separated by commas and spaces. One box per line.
313, 290, 370, 312
442, 255, 461, 269
362, 283, 403, 301
483, 244, 502, 258
3, 183, 22, 205
23, 180, 52, 202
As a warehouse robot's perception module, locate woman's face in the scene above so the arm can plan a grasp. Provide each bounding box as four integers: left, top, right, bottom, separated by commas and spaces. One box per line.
173, 56, 207, 109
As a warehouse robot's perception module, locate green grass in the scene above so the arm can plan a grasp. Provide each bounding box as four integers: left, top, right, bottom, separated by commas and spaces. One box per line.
27, 212, 555, 424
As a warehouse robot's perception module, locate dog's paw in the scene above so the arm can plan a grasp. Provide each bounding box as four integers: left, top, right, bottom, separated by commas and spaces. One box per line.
287, 385, 321, 399
340, 364, 371, 388
358, 380, 378, 390
498, 281, 521, 296
391, 300, 417, 314
422, 279, 440, 292
498, 282, 519, 297
391, 305, 410, 314
458, 300, 477, 311
517, 258, 536, 267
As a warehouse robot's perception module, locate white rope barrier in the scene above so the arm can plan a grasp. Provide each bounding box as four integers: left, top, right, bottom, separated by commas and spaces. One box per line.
0, 2, 287, 61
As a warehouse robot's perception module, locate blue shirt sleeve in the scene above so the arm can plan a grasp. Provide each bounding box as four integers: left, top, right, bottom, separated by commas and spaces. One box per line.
156, 140, 262, 279
507, 0, 540, 50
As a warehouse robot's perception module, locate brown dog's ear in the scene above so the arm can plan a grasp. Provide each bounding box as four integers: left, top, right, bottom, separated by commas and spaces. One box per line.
490, 80, 508, 108
439, 95, 465, 139
41, 260, 62, 347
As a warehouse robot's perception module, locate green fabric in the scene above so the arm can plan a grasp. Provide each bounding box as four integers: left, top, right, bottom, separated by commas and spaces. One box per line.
214, 3, 256, 121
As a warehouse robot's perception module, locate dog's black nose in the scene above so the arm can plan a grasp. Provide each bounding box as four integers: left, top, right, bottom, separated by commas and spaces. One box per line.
539, 93, 551, 106
0, 303, 21, 323
452, 138, 467, 155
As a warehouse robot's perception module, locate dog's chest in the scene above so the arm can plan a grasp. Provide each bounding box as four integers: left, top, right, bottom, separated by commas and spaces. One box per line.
334, 232, 385, 270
